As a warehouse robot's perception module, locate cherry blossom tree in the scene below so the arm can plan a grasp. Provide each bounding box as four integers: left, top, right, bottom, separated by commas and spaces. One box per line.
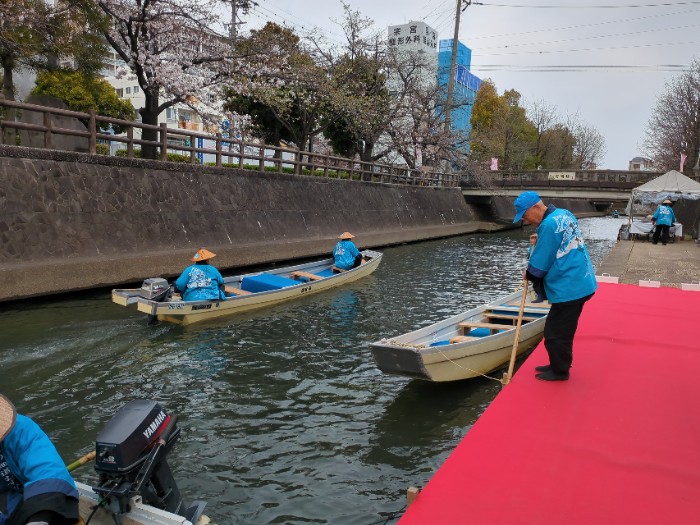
644, 57, 700, 173
92, 0, 235, 158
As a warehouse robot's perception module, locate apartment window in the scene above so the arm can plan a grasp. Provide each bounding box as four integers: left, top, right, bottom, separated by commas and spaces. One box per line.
166, 108, 176, 121
125, 87, 131, 94
116, 88, 123, 97
133, 86, 139, 93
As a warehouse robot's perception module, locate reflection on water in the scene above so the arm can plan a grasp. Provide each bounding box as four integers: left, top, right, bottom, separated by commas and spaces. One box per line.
0, 217, 622, 524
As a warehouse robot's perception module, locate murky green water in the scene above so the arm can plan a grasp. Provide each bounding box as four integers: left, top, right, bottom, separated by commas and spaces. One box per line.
0, 217, 624, 524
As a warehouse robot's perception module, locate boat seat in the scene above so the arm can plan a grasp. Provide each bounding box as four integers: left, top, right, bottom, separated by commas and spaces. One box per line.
290, 271, 324, 282
458, 320, 511, 335
224, 286, 251, 296
449, 335, 479, 344
331, 265, 347, 273
241, 273, 299, 293
485, 313, 540, 323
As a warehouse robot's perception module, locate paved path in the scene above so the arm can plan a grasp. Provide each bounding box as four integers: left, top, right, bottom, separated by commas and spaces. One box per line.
598, 238, 700, 288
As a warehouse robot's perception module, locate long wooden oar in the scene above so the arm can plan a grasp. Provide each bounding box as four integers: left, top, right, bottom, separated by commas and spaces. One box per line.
66, 450, 96, 473
502, 278, 529, 385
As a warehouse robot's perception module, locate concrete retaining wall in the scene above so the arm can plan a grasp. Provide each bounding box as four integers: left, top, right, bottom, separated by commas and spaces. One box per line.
0, 146, 495, 302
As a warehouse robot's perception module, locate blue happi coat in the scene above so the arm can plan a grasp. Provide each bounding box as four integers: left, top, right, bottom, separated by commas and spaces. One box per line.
175, 263, 226, 301
333, 240, 361, 270
0, 415, 78, 525
527, 205, 598, 303
652, 204, 676, 226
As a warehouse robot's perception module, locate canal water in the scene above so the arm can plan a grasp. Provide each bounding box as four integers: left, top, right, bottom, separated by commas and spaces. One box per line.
0, 217, 624, 524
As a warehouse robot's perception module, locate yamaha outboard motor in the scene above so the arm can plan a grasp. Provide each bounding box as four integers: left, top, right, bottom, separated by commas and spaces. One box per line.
139, 278, 171, 302
92, 399, 206, 523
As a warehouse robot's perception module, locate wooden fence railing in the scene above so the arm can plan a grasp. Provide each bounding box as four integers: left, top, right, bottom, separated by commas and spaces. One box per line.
0, 99, 460, 188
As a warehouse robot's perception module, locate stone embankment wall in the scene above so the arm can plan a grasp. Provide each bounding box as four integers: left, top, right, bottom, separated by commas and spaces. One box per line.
0, 146, 502, 302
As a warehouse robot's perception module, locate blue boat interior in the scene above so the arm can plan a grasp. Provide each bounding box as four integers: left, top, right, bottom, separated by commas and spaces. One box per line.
241, 273, 300, 293
429, 327, 505, 346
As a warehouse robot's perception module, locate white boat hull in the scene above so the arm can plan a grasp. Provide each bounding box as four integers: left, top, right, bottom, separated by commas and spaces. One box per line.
370, 291, 550, 382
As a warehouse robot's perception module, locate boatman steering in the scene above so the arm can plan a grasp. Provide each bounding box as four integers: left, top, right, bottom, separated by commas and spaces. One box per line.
175, 248, 227, 301
513, 191, 597, 381
333, 232, 364, 271
0, 394, 80, 525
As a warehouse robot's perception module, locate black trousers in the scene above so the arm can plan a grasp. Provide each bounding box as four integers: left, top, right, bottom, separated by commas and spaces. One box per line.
652, 224, 671, 244
543, 294, 594, 374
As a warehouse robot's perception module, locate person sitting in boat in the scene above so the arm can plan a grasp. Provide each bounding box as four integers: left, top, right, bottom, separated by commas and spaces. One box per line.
333, 232, 364, 271
175, 248, 226, 301
0, 394, 80, 525
527, 233, 546, 303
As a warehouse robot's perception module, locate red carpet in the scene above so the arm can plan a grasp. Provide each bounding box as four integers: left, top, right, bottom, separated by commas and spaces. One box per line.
400, 283, 700, 524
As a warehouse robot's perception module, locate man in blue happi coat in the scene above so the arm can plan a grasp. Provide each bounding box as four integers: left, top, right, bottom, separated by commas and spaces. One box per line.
651, 198, 676, 245
175, 248, 226, 301
333, 232, 364, 271
0, 394, 79, 525
513, 191, 598, 381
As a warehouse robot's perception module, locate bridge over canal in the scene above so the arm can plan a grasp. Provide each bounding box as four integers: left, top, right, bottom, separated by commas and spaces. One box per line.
460, 169, 664, 212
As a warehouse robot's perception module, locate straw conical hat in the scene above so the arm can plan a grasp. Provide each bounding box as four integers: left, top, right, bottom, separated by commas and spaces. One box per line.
191, 248, 216, 262
0, 394, 17, 442
338, 232, 355, 240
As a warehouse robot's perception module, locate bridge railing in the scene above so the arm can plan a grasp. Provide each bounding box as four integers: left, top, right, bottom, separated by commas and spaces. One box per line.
0, 99, 461, 188
460, 170, 663, 189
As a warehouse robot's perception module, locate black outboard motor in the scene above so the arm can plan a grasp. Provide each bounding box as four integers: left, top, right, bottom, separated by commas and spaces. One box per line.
93, 399, 206, 523
139, 278, 171, 302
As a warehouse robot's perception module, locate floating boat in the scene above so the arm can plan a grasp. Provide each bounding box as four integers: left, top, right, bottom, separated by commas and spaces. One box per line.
369, 291, 550, 382
112, 250, 382, 325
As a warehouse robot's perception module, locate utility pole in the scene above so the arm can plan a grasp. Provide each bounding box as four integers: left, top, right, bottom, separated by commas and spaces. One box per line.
230, 0, 237, 47
443, 0, 470, 134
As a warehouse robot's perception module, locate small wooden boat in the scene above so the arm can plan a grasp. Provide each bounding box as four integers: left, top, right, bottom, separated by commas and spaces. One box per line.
369, 291, 550, 382
112, 250, 382, 325
77, 481, 211, 525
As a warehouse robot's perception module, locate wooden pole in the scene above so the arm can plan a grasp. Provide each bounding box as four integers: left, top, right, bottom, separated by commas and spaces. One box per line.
502, 279, 529, 385
66, 450, 96, 472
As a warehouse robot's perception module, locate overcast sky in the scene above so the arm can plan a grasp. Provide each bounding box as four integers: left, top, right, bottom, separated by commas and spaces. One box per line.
239, 0, 700, 170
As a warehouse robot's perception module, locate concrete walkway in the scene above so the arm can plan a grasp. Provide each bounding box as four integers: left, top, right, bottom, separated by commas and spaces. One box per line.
598, 238, 700, 288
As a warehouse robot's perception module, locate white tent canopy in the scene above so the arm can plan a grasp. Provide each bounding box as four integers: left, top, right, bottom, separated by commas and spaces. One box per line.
626, 170, 700, 216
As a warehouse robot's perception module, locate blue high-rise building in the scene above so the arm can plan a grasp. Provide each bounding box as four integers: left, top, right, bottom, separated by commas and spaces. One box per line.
437, 39, 481, 149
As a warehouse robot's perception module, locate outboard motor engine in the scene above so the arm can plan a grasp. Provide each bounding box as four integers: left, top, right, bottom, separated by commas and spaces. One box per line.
92, 399, 206, 523
139, 278, 171, 302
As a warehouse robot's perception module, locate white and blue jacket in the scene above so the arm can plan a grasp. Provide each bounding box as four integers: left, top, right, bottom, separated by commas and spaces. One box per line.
652, 204, 676, 227
0, 414, 78, 525
527, 206, 598, 303
175, 262, 226, 301
333, 240, 361, 270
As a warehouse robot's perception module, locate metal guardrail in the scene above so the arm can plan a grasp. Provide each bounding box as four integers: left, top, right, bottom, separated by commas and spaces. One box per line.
0, 99, 460, 188
460, 170, 665, 188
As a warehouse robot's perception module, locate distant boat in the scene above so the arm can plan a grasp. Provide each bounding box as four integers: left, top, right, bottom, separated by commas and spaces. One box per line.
112, 250, 382, 325
369, 291, 550, 382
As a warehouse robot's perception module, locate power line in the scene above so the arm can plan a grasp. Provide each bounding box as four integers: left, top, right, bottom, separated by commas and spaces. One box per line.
475, 22, 700, 50
474, 64, 689, 71
463, 7, 699, 40
474, 38, 700, 57
474, 1, 700, 7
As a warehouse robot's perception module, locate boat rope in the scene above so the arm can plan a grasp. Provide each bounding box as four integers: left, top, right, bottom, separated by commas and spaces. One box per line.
386, 341, 427, 349
436, 350, 505, 383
